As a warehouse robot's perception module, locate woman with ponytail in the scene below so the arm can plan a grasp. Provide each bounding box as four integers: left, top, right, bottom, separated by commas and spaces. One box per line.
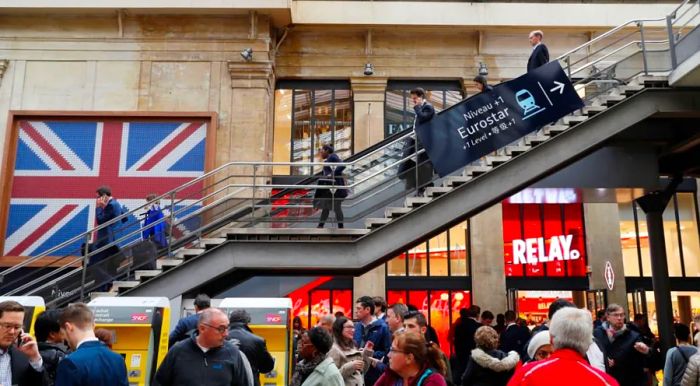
374, 331, 447, 386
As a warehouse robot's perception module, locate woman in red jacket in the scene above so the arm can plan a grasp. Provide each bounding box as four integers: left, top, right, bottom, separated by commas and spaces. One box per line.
374, 331, 448, 386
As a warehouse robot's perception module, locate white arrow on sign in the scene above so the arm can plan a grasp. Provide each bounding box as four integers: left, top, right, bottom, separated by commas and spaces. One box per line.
550, 81, 565, 94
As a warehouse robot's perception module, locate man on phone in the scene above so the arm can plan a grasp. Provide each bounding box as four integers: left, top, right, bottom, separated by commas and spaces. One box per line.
0, 300, 46, 386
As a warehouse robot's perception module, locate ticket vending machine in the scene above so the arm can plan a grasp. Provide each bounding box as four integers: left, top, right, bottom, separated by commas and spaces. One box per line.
87, 297, 170, 386
219, 298, 293, 386
0, 296, 45, 336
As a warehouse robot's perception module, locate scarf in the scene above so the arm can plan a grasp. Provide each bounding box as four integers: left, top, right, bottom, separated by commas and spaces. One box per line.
290, 354, 325, 386
602, 321, 626, 342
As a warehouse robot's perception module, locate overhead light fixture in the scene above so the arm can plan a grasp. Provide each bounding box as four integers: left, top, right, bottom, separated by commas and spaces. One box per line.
363, 63, 374, 76
240, 48, 253, 62
478, 62, 489, 76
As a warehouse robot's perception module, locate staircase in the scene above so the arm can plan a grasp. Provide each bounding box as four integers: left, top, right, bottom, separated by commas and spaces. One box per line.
2, 0, 700, 306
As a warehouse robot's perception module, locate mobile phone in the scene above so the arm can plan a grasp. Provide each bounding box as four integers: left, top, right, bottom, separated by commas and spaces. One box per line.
16, 330, 23, 347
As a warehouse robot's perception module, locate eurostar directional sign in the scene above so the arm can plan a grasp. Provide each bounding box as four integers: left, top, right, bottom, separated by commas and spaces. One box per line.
415, 61, 585, 177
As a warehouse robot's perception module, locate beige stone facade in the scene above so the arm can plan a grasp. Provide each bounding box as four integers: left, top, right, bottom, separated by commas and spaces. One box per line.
0, 1, 685, 315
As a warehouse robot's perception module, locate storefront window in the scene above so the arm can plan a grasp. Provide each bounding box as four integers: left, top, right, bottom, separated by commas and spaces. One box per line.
619, 192, 700, 277
627, 291, 700, 335
387, 221, 469, 277
289, 288, 353, 329
387, 289, 471, 356
273, 81, 353, 175
503, 202, 587, 277
517, 291, 573, 326
385, 81, 463, 137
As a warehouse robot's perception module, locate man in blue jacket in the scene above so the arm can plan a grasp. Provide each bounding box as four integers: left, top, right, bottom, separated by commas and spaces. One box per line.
353, 296, 391, 386
169, 294, 211, 348
55, 303, 128, 386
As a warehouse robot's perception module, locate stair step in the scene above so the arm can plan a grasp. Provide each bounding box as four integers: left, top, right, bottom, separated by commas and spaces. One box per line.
484, 155, 511, 167
365, 217, 392, 229
583, 105, 607, 116
603, 94, 626, 106
405, 196, 432, 208
385, 207, 412, 218
620, 85, 644, 96
524, 135, 549, 147
463, 165, 491, 177
442, 175, 472, 188
157, 258, 183, 270
176, 248, 205, 259
544, 125, 568, 137
198, 238, 226, 249
112, 281, 140, 294
504, 145, 530, 156
134, 270, 162, 281
564, 115, 588, 126
425, 186, 452, 197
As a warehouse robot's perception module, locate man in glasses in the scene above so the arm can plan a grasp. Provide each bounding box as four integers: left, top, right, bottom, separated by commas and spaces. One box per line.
154, 308, 253, 386
593, 304, 651, 386
0, 300, 45, 386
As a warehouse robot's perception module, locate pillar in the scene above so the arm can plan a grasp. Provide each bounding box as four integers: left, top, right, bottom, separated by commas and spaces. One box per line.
353, 265, 386, 300
351, 77, 388, 299
636, 190, 676, 352
470, 204, 508, 314
350, 77, 387, 152
584, 203, 628, 311
679, 296, 692, 326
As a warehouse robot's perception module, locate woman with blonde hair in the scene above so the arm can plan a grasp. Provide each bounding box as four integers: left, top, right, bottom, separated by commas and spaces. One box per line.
461, 326, 519, 386
374, 331, 447, 386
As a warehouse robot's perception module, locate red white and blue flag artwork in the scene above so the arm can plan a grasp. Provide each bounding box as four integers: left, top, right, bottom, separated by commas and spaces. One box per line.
3, 119, 208, 257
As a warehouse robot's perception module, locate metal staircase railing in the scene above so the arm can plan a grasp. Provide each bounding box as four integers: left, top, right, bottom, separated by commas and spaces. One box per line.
1, 0, 697, 306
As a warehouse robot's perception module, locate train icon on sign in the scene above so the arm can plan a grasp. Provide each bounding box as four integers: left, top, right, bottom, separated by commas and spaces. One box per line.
515, 89, 546, 120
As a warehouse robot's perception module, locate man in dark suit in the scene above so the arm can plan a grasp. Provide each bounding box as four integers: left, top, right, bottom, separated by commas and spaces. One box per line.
527, 30, 550, 72
227, 310, 275, 386
55, 303, 127, 386
499, 310, 531, 357
397, 87, 436, 196
168, 294, 211, 348
0, 300, 46, 386
452, 305, 481, 384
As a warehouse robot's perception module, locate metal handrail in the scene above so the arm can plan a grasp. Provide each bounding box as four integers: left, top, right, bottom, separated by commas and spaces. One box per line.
0, 129, 414, 278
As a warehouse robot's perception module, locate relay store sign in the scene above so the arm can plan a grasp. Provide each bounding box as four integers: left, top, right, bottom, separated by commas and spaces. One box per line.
415, 61, 584, 177
512, 234, 581, 265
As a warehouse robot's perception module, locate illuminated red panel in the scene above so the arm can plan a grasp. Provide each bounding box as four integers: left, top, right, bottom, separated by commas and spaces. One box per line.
565, 204, 587, 276
502, 203, 523, 277
291, 292, 310, 329
332, 290, 353, 319
429, 291, 450, 352
543, 205, 565, 277
408, 291, 429, 320
447, 290, 471, 357
310, 290, 330, 328
523, 205, 545, 277
388, 290, 407, 307
517, 292, 573, 325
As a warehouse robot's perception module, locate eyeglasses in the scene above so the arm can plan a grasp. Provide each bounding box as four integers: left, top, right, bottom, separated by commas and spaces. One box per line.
202, 323, 229, 334
609, 312, 625, 318
0, 322, 22, 331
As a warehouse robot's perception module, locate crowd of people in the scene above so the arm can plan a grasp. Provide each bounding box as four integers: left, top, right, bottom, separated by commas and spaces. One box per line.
6, 292, 700, 386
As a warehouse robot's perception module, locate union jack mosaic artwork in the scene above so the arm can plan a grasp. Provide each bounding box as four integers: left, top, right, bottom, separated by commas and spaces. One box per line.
3, 119, 208, 257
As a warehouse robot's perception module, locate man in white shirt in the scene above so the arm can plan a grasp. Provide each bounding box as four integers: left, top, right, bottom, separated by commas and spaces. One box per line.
0, 300, 45, 386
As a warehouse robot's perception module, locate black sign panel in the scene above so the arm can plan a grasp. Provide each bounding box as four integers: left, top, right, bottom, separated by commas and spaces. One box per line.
415, 61, 585, 177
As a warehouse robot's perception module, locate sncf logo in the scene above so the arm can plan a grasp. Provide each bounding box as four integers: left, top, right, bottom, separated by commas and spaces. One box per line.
266, 314, 282, 323
131, 313, 149, 322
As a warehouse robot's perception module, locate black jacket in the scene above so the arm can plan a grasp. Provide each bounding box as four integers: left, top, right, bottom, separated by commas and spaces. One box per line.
527, 44, 550, 72
499, 324, 531, 358
398, 101, 435, 178
454, 318, 481, 360
38, 341, 69, 385
461, 348, 519, 386
593, 326, 649, 386
4, 345, 47, 386
154, 336, 251, 386
227, 323, 275, 386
